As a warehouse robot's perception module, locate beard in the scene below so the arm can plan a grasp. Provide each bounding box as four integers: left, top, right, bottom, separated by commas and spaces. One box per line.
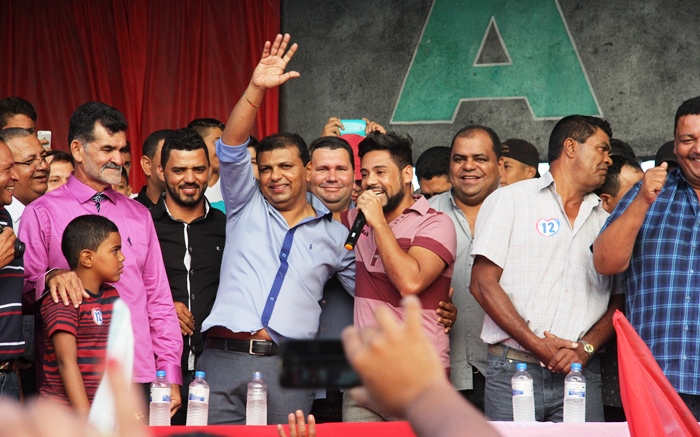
166, 182, 206, 208
85, 160, 122, 185
383, 189, 405, 214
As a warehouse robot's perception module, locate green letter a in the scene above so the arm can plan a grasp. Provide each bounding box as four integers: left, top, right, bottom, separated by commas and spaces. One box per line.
392, 0, 601, 123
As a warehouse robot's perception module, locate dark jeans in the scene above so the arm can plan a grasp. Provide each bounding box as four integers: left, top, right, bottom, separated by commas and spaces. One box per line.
458, 365, 486, 413
0, 369, 21, 401
678, 392, 700, 421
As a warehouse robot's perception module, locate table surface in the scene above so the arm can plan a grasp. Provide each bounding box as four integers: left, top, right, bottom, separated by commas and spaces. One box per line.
149, 421, 633, 437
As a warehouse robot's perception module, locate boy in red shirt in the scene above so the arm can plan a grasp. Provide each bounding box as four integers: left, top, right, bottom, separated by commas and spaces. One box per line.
40, 215, 124, 416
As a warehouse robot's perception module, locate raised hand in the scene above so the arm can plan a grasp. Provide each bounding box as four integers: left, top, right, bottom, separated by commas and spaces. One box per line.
250, 34, 300, 92
639, 162, 668, 205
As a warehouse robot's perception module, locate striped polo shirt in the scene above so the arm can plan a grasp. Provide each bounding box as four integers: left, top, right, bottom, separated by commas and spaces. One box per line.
343, 195, 457, 368
40, 285, 119, 405
0, 208, 24, 361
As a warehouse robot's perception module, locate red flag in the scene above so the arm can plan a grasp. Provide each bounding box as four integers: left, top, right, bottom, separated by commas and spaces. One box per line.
613, 310, 700, 436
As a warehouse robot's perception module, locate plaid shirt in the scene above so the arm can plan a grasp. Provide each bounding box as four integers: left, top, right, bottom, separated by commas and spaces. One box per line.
603, 168, 700, 395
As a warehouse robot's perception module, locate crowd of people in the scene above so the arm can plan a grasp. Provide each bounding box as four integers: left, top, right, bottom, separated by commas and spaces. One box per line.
0, 32, 698, 436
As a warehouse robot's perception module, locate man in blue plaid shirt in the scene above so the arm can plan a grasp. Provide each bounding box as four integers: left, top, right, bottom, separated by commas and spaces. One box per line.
593, 96, 700, 419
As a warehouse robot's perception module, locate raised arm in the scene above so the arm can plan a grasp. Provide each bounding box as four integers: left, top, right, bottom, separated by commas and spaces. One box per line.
221, 34, 300, 147
592, 163, 668, 275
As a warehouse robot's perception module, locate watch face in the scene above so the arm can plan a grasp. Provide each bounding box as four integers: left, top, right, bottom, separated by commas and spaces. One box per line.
584, 343, 594, 354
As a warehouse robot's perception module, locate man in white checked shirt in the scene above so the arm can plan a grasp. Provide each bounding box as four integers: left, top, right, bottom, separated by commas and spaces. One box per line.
469, 115, 624, 422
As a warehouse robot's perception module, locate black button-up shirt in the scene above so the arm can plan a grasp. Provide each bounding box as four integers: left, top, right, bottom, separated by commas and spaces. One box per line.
151, 196, 226, 373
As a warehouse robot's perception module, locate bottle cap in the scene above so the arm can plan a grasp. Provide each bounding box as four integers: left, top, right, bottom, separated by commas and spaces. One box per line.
516, 363, 527, 371
571, 362, 582, 371
253, 371, 263, 379
195, 371, 205, 378
156, 370, 166, 378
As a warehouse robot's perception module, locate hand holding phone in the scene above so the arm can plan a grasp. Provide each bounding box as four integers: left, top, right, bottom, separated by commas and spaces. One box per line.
37, 131, 52, 150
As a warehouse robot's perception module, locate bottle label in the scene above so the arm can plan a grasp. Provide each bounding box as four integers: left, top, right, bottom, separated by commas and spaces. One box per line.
565, 382, 586, 398
150, 387, 171, 403
512, 380, 533, 397
189, 386, 210, 404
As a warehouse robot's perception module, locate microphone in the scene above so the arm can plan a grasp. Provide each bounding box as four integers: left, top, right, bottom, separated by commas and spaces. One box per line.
344, 211, 366, 250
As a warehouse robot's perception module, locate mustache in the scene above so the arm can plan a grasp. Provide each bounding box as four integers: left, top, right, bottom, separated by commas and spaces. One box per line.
103, 163, 122, 170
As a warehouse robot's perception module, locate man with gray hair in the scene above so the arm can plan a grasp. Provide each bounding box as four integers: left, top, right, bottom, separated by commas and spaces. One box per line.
20, 102, 182, 415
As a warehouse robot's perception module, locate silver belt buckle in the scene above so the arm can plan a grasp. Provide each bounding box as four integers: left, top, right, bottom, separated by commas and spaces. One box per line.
249, 339, 266, 355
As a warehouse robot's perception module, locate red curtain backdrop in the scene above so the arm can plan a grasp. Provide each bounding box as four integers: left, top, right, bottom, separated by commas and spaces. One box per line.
0, 0, 280, 191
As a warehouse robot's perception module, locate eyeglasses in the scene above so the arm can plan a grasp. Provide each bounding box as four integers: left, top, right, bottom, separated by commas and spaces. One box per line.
15, 153, 48, 169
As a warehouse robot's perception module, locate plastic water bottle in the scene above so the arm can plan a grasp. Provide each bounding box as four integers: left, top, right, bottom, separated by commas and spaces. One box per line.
186, 371, 210, 426
149, 370, 171, 426
511, 363, 535, 422
563, 362, 586, 422
245, 371, 267, 425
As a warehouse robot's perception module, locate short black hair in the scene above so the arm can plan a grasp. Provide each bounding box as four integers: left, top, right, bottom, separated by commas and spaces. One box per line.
68, 102, 128, 146
161, 128, 210, 168
595, 154, 642, 198
415, 146, 451, 180
451, 125, 502, 159
0, 127, 33, 143
62, 215, 119, 270
46, 150, 74, 166
187, 118, 225, 138
609, 138, 637, 162
0, 97, 37, 129
358, 131, 413, 170
548, 115, 612, 163
257, 133, 309, 165
120, 167, 129, 185
249, 135, 259, 149
675, 96, 700, 135
142, 129, 173, 159
308, 136, 354, 170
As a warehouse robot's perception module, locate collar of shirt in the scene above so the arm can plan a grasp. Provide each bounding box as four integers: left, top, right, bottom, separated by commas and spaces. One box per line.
303, 192, 334, 223
151, 195, 212, 223
66, 175, 116, 206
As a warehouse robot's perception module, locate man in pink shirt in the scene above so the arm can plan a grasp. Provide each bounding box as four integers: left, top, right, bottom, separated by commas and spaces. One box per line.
20, 102, 182, 416
341, 131, 457, 422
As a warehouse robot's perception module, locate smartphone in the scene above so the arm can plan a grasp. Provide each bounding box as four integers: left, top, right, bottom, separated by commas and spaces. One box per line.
338, 119, 367, 136
37, 130, 52, 150
279, 340, 361, 388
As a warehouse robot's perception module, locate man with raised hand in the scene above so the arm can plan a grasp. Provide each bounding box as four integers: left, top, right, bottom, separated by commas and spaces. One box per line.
198, 34, 355, 425
593, 96, 700, 418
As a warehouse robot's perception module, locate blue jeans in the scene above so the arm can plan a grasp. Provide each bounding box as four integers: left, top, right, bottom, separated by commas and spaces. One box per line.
484, 348, 603, 422
0, 369, 21, 401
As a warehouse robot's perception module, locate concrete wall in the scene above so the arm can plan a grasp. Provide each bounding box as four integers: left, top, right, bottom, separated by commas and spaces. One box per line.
280, 0, 700, 161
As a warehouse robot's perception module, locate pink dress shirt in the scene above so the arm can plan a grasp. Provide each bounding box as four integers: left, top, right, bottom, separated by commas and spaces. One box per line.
20, 175, 182, 384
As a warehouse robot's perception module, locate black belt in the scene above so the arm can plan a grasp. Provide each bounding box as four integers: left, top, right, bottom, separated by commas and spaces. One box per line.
205, 337, 279, 356
0, 361, 16, 371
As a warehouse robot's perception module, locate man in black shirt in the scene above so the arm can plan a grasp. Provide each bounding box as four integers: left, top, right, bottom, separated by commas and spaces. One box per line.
135, 129, 172, 208
150, 128, 225, 424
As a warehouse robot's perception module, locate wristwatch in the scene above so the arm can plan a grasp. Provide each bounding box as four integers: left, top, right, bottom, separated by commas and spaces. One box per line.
578, 340, 595, 357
